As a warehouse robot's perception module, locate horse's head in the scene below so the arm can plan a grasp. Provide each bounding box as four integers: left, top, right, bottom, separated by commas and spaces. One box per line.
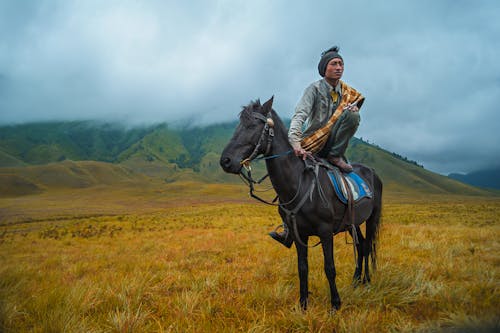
220, 96, 275, 174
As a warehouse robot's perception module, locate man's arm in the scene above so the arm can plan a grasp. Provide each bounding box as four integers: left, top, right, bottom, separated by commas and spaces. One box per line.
288, 84, 316, 157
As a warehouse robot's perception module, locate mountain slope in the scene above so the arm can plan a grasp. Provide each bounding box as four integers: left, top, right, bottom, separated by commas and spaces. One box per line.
117, 124, 193, 179
346, 138, 487, 195
0, 149, 27, 167
449, 167, 500, 190
0, 160, 146, 197
0, 121, 495, 197
0, 121, 150, 164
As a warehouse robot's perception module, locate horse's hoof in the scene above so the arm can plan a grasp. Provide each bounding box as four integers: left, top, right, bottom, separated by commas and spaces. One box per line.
300, 299, 308, 311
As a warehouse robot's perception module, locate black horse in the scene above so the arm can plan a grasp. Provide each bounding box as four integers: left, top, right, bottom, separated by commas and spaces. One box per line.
220, 97, 383, 310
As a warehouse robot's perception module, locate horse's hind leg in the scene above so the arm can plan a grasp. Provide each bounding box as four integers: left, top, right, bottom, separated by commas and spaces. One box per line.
363, 238, 371, 284
364, 189, 382, 284
349, 226, 365, 286
363, 174, 383, 283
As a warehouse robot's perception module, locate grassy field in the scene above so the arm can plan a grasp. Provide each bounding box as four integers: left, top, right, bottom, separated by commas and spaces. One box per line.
0, 182, 499, 332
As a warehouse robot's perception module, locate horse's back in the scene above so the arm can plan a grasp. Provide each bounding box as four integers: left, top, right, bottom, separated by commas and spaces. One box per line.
351, 163, 382, 191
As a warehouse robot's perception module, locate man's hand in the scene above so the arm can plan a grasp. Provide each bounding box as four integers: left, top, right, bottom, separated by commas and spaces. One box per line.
292, 143, 312, 160
344, 103, 359, 112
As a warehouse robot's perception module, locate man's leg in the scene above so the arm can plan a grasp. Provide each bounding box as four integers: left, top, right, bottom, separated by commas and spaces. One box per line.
321, 110, 360, 172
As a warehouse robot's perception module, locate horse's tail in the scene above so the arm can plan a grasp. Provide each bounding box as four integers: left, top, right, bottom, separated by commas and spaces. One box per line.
366, 172, 383, 272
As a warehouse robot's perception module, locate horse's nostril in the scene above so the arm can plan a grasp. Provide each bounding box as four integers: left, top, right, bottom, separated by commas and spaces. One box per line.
221, 156, 231, 168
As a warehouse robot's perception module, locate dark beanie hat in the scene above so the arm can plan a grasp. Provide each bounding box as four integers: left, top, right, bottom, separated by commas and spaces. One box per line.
318, 46, 343, 77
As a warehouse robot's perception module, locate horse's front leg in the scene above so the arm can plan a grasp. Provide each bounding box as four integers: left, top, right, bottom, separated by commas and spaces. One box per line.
321, 236, 341, 310
295, 237, 309, 310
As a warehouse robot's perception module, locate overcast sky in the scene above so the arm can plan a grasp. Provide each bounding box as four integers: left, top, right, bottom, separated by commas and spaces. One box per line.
1, 0, 499, 174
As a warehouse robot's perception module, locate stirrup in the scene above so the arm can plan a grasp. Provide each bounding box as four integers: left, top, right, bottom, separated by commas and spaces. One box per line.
273, 224, 288, 235
269, 225, 293, 248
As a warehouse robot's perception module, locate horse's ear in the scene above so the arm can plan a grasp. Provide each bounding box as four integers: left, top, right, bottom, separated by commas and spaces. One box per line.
262, 96, 274, 114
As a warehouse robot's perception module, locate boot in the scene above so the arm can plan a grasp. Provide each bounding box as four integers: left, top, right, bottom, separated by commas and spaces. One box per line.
269, 225, 293, 248
328, 155, 353, 173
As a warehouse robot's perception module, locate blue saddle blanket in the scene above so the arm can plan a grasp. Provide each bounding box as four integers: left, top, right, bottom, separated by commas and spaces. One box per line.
327, 169, 372, 204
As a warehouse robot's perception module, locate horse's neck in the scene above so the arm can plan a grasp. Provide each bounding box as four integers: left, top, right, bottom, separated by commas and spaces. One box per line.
265, 127, 304, 201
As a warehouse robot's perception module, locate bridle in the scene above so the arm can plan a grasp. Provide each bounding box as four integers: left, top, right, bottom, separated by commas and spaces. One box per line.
239, 112, 275, 168
238, 111, 282, 205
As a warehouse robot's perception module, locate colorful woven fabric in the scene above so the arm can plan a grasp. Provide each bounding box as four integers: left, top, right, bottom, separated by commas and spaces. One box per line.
301, 80, 364, 153
327, 168, 373, 204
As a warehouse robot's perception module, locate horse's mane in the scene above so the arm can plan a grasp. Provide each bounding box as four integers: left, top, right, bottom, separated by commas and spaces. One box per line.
239, 100, 261, 125
269, 109, 288, 135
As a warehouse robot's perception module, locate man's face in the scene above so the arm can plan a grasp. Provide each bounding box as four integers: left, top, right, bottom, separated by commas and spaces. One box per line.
325, 58, 344, 81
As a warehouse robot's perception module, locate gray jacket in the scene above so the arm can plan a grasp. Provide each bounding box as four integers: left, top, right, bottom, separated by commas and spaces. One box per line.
288, 79, 342, 147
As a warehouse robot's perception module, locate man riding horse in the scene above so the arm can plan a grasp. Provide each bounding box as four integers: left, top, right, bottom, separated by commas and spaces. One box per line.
270, 46, 365, 248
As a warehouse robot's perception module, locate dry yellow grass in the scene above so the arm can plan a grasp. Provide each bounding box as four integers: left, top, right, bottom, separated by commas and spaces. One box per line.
0, 183, 499, 332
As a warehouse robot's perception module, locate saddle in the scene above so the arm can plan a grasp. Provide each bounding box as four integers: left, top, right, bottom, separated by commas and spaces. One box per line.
327, 166, 373, 204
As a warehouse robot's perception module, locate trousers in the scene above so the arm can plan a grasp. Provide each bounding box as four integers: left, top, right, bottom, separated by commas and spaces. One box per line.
318, 109, 360, 158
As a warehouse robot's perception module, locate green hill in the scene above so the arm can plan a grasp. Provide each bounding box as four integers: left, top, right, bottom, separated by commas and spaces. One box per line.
346, 138, 487, 195
0, 121, 494, 197
0, 121, 150, 164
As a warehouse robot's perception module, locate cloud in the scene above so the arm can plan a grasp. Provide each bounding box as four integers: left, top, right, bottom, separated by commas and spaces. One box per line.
0, 0, 499, 174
